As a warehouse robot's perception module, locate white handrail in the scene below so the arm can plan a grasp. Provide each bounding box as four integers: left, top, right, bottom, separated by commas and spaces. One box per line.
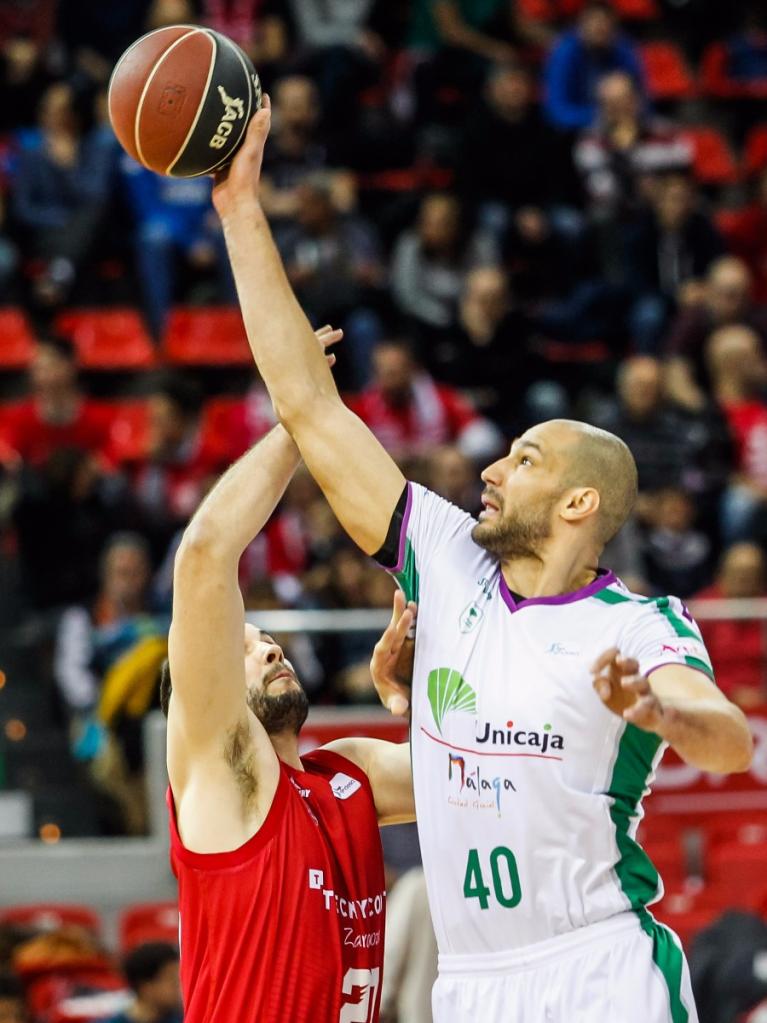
246, 599, 767, 633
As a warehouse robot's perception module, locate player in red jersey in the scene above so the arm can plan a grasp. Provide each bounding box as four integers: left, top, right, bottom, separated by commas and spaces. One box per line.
161, 329, 416, 1023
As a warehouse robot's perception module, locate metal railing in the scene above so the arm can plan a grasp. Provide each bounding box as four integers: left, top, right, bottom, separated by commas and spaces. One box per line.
246, 598, 767, 634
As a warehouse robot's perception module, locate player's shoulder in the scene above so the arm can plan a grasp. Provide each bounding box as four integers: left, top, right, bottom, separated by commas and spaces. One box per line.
408, 481, 477, 533
592, 575, 699, 632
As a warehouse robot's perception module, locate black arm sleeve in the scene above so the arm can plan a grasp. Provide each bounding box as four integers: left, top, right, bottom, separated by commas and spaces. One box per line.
372, 483, 409, 570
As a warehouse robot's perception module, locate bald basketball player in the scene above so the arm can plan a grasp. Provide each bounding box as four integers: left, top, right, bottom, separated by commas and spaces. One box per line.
211, 102, 753, 1023
163, 328, 416, 1023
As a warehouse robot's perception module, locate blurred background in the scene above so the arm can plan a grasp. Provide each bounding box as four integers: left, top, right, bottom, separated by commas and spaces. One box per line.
0, 0, 767, 1020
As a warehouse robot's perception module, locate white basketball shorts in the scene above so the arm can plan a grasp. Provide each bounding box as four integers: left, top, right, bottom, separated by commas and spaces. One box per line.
432, 911, 698, 1023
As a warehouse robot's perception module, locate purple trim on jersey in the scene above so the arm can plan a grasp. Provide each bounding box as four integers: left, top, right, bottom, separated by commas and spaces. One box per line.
388, 481, 414, 573
499, 568, 617, 612
646, 661, 714, 683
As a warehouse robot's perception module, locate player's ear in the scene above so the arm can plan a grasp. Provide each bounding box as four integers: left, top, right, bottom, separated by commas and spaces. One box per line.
561, 487, 600, 524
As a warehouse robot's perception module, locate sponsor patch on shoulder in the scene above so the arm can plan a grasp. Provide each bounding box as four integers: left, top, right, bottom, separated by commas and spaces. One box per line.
659, 641, 707, 658
330, 772, 362, 800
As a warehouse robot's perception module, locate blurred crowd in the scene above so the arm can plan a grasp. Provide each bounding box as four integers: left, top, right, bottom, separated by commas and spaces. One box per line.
0, 0, 766, 827
2, 3, 767, 1021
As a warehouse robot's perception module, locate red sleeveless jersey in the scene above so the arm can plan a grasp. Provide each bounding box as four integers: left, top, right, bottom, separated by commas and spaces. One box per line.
167, 749, 386, 1023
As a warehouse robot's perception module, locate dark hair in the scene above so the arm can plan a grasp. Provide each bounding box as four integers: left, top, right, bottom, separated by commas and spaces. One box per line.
582, 0, 615, 14
123, 941, 178, 992
152, 372, 204, 420
37, 333, 77, 363
0, 968, 24, 1002
159, 658, 172, 718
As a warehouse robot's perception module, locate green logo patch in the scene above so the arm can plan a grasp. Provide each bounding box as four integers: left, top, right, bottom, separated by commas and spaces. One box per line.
428, 667, 477, 734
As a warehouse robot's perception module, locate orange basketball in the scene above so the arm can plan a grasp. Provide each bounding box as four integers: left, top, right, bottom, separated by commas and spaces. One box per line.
108, 24, 261, 178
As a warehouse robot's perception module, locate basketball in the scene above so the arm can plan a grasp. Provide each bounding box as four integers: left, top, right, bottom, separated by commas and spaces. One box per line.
108, 25, 261, 178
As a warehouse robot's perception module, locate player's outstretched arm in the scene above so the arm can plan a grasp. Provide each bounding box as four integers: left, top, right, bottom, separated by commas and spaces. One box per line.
168, 424, 302, 782
324, 592, 417, 824
592, 649, 753, 774
212, 101, 406, 555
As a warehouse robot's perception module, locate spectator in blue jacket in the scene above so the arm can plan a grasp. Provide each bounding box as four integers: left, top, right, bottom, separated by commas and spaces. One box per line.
544, 0, 645, 132
120, 155, 235, 338
11, 80, 117, 307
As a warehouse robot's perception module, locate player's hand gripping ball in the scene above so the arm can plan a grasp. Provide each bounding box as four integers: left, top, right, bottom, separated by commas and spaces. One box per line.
108, 25, 261, 177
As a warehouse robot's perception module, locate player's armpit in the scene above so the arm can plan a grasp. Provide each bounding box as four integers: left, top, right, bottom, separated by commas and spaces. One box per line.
323, 739, 415, 825
282, 396, 406, 555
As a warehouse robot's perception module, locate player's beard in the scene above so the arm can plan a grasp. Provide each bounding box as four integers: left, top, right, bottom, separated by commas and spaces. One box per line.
248, 667, 309, 735
471, 492, 556, 559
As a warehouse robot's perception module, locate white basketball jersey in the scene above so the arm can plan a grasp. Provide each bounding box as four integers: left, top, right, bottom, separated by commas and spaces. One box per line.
386, 484, 715, 956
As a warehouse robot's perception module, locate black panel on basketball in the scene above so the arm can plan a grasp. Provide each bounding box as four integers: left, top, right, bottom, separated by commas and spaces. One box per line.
168, 29, 260, 178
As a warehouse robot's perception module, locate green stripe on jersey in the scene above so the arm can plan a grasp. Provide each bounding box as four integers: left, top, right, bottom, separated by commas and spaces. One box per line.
609, 726, 689, 1020
607, 722, 662, 910
393, 537, 419, 604
592, 589, 715, 681
637, 909, 690, 1023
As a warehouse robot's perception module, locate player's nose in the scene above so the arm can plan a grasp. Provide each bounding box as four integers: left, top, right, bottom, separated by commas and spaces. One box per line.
263, 643, 284, 665
480, 459, 504, 486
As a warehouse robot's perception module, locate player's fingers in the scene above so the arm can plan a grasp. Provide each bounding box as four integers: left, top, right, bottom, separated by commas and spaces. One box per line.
244, 101, 271, 145
319, 329, 344, 349
393, 609, 414, 643
316, 324, 333, 337
592, 674, 614, 702
623, 695, 660, 727
390, 588, 406, 624
325, 354, 336, 368
591, 647, 620, 675
615, 656, 640, 677
388, 692, 409, 715
620, 674, 650, 695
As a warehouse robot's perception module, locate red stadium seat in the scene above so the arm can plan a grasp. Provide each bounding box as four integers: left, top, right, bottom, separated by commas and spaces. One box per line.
706, 840, 767, 909
700, 42, 767, 100
641, 42, 696, 100
702, 816, 767, 853
517, 0, 659, 19
643, 837, 688, 888
743, 125, 767, 178
162, 306, 252, 367
105, 399, 150, 463
682, 127, 740, 185
654, 887, 718, 949
54, 309, 156, 371
612, 0, 660, 19
0, 308, 36, 369
118, 902, 179, 953
0, 903, 102, 936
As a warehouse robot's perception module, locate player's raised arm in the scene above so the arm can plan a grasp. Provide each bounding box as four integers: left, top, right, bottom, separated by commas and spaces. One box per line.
168, 423, 301, 793
212, 100, 406, 556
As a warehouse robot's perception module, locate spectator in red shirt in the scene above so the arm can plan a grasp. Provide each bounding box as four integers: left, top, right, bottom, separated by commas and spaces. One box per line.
0, 335, 112, 468
718, 166, 767, 305
349, 338, 503, 461
121, 374, 228, 558
694, 542, 767, 709
706, 324, 767, 542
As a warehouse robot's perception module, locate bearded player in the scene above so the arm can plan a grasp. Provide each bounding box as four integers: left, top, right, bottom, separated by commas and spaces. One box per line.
163, 328, 415, 1023
212, 104, 753, 1023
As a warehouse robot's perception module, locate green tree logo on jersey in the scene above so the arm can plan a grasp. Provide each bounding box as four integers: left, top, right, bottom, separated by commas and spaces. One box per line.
428, 668, 477, 734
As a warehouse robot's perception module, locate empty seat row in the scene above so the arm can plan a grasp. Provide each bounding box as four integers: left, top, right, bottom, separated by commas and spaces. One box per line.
0, 306, 253, 372
0, 901, 179, 954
